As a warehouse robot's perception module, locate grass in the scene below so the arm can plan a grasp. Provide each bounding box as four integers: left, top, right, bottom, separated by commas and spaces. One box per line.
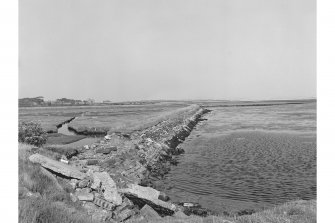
46, 133, 86, 145
19, 103, 190, 134
235, 200, 316, 223
68, 104, 200, 135
19, 197, 95, 223
144, 200, 316, 223
18, 143, 96, 223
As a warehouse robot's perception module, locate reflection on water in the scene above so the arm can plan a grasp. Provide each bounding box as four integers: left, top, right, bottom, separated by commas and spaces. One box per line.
57, 120, 101, 147
161, 103, 316, 214
57, 123, 76, 136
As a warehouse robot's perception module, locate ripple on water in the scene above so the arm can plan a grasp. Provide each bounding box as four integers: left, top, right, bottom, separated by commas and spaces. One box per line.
161, 103, 316, 214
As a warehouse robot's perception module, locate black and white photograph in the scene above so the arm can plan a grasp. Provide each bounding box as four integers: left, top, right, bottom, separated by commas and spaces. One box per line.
1, 0, 324, 222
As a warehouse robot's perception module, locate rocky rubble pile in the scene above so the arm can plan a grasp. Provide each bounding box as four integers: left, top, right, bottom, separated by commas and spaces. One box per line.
28, 105, 215, 222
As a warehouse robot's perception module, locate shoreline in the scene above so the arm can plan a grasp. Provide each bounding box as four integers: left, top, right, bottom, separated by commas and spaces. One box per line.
20, 103, 316, 222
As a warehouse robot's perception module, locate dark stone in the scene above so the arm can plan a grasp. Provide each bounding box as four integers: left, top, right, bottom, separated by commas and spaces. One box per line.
237, 209, 256, 216
86, 159, 99, 165
158, 192, 170, 201
93, 197, 115, 211
96, 147, 116, 154
183, 206, 210, 217
78, 178, 90, 188
65, 149, 79, 159
140, 204, 162, 220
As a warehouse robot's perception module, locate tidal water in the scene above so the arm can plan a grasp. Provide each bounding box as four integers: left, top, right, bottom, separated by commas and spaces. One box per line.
57, 121, 101, 147
162, 102, 316, 214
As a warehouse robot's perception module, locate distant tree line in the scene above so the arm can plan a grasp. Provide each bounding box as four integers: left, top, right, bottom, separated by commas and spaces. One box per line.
18, 97, 96, 107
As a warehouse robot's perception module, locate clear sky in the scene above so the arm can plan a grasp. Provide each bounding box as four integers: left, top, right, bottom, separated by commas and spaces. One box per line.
19, 0, 316, 102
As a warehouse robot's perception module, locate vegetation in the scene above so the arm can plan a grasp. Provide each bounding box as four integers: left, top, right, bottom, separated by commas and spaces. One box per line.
19, 122, 47, 146
18, 143, 96, 223
235, 200, 316, 223
46, 133, 86, 145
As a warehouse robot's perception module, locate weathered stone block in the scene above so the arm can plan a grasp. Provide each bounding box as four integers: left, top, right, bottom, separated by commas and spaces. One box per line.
140, 204, 161, 220
93, 197, 115, 211
93, 172, 122, 205
29, 154, 87, 179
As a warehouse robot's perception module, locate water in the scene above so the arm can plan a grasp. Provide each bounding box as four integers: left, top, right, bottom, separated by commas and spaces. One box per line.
57, 119, 101, 147
161, 102, 316, 214
57, 122, 76, 135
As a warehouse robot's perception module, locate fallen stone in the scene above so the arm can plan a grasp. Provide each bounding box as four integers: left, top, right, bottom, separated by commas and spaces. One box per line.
114, 197, 133, 213
120, 184, 160, 200
158, 192, 170, 201
104, 135, 112, 140
96, 147, 115, 154
183, 206, 211, 217
60, 159, 69, 164
93, 197, 115, 211
27, 191, 42, 198
91, 174, 102, 190
84, 202, 115, 222
78, 178, 90, 188
115, 208, 135, 222
29, 154, 87, 179
70, 179, 78, 189
140, 204, 161, 220
65, 149, 79, 159
86, 159, 99, 165
119, 184, 176, 212
93, 172, 122, 205
84, 145, 90, 150
87, 165, 100, 172
75, 189, 94, 201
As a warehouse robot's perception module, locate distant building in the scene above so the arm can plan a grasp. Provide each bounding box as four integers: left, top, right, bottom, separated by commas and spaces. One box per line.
19, 96, 45, 107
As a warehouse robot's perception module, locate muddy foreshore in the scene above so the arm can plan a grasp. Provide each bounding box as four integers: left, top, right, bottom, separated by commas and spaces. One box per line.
30, 105, 223, 222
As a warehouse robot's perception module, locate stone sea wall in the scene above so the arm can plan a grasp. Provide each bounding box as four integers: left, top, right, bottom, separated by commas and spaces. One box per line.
28, 105, 217, 222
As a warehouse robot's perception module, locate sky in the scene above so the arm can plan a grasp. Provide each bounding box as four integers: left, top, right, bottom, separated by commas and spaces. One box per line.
19, 0, 316, 102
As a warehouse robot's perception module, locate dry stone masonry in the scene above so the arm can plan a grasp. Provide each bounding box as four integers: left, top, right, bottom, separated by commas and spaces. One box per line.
28, 105, 213, 222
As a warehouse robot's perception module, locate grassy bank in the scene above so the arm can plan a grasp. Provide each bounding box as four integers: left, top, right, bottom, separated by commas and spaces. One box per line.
18, 143, 96, 223
46, 133, 86, 145
18, 143, 316, 223
147, 200, 316, 223
235, 200, 316, 223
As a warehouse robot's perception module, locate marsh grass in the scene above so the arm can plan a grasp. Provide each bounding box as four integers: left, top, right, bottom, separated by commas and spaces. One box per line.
46, 133, 86, 145
18, 143, 96, 223
235, 200, 316, 223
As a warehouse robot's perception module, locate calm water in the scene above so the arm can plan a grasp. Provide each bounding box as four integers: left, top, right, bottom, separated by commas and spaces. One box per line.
161, 103, 316, 214
57, 121, 101, 147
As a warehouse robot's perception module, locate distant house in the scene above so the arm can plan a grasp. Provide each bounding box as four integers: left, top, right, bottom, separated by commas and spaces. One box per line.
86, 98, 95, 105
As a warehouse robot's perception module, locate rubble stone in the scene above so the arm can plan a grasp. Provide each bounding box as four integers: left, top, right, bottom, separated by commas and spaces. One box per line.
75, 189, 94, 201
91, 174, 102, 190
120, 184, 176, 212
93, 197, 115, 211
93, 172, 122, 205
78, 178, 90, 188
86, 159, 99, 165
140, 204, 162, 220
70, 179, 78, 189
29, 154, 87, 179
96, 147, 115, 154
115, 208, 135, 222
